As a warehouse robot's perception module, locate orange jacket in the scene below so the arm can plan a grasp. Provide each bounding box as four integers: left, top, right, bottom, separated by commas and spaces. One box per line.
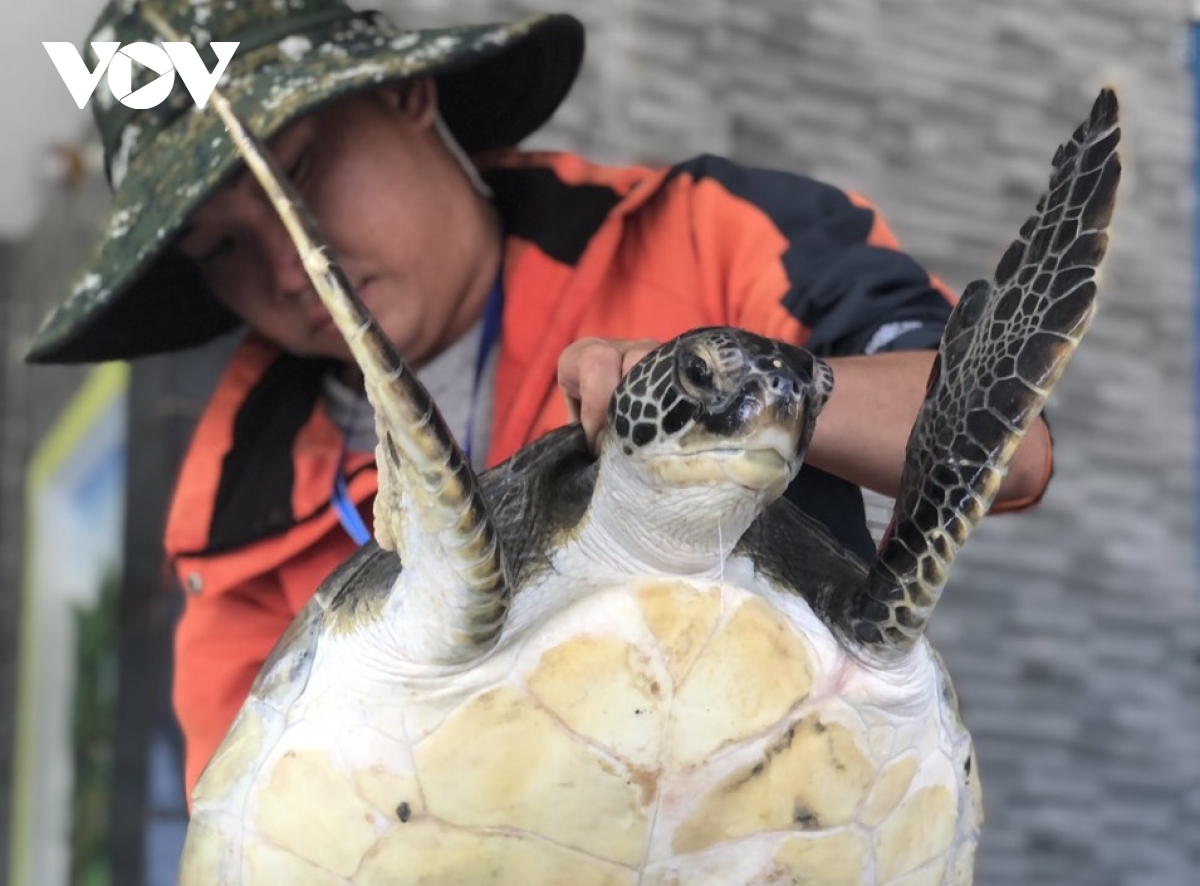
167, 150, 992, 797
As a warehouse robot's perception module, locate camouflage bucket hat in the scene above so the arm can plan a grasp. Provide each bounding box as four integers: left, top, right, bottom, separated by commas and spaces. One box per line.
27, 0, 584, 363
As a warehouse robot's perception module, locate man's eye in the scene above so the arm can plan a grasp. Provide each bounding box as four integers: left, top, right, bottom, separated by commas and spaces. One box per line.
201, 236, 235, 263
286, 149, 309, 183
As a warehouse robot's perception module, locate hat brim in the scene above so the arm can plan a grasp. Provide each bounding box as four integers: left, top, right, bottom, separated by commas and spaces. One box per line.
27, 13, 584, 364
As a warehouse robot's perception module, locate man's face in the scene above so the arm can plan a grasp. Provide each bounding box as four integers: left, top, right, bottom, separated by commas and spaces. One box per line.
176, 82, 499, 366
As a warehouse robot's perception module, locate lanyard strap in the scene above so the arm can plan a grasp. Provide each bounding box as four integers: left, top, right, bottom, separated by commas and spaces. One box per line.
463, 269, 505, 466
331, 269, 505, 547
332, 470, 372, 546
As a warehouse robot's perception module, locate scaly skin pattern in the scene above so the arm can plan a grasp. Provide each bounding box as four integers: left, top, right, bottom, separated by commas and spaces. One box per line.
845, 88, 1120, 657
182, 573, 980, 886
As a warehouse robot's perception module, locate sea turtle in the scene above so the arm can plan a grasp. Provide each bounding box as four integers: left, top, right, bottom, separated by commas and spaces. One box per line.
175, 57, 1120, 886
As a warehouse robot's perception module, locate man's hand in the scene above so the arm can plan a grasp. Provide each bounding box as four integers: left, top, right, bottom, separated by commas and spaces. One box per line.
557, 337, 659, 450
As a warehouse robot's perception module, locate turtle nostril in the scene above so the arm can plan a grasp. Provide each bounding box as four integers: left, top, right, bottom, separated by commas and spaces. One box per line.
768, 371, 801, 399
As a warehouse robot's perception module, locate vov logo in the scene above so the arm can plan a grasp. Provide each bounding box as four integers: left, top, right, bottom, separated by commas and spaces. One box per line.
43, 41, 239, 110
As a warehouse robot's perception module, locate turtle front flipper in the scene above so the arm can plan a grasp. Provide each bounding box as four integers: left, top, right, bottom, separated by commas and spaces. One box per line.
143, 12, 511, 663
842, 88, 1120, 658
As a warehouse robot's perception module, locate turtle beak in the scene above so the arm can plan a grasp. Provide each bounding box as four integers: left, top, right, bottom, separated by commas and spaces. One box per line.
726, 346, 833, 457
768, 346, 833, 461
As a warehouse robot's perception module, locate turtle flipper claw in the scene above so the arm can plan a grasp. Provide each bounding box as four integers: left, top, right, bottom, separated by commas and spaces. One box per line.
845, 88, 1121, 657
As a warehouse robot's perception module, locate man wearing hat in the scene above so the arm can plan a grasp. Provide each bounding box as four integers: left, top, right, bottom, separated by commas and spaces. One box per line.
29, 0, 1053, 799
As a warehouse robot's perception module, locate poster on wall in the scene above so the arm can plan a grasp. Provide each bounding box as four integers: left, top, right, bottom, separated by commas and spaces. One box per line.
9, 363, 128, 886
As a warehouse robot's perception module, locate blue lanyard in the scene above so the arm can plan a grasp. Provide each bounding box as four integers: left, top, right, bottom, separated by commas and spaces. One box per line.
331, 270, 505, 547
332, 470, 372, 546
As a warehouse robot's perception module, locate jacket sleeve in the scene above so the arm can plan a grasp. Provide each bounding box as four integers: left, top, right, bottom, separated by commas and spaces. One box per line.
668, 154, 956, 358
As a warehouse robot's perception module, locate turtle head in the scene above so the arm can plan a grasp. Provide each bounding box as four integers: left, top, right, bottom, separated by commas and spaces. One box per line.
601, 328, 833, 501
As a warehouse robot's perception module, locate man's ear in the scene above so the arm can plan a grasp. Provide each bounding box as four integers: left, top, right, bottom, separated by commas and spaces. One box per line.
381, 78, 438, 128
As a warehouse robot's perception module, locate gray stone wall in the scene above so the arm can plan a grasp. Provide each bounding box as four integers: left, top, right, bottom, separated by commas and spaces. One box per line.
380, 0, 1197, 882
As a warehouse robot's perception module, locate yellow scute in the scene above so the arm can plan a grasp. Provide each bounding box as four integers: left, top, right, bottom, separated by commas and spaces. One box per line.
527, 634, 667, 769
860, 754, 919, 827
635, 580, 722, 683
673, 715, 874, 853
358, 821, 634, 886
414, 685, 650, 866
250, 748, 382, 877
888, 857, 951, 886
351, 763, 424, 822
177, 813, 238, 886
192, 705, 268, 806
875, 784, 959, 881
669, 597, 815, 766
772, 830, 869, 884
243, 838, 348, 885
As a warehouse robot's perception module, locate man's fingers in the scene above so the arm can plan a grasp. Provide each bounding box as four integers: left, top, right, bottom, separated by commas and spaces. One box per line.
557, 337, 659, 450
558, 337, 609, 423
578, 351, 622, 447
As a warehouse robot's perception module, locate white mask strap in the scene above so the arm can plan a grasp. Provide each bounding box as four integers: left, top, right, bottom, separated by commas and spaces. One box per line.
432, 113, 493, 199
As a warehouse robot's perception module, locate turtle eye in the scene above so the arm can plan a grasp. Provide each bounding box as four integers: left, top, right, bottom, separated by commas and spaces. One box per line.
680, 352, 714, 396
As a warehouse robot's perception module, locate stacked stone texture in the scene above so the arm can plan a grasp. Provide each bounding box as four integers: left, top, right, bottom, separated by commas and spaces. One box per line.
385, 0, 1198, 882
